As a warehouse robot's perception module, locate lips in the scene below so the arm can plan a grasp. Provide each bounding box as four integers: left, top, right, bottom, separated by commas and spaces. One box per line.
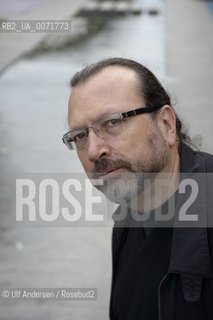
93, 158, 132, 180
95, 167, 123, 179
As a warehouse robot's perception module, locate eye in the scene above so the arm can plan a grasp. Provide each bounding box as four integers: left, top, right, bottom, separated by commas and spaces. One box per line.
103, 118, 123, 128
73, 131, 87, 142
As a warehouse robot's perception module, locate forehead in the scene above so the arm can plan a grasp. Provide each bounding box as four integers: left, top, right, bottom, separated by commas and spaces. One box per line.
68, 66, 144, 129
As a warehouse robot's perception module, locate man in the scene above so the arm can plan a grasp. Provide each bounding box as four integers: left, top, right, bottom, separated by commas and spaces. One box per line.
63, 58, 213, 319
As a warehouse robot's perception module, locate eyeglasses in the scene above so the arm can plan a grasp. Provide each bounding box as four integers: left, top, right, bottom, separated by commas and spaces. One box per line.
62, 106, 162, 150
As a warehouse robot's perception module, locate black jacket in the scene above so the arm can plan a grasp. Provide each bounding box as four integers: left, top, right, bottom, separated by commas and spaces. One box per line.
110, 144, 213, 319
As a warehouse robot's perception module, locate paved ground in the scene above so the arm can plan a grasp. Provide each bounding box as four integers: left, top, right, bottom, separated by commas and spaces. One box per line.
166, 0, 213, 153
0, 0, 86, 74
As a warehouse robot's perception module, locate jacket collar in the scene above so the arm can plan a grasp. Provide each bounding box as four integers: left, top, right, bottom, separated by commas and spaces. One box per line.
168, 143, 213, 278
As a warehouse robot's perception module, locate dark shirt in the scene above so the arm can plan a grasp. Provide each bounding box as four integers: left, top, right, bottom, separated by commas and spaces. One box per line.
111, 227, 173, 319
111, 197, 176, 320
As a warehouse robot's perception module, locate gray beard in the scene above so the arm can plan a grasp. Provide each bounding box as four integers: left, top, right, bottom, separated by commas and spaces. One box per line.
95, 172, 155, 204
92, 126, 171, 204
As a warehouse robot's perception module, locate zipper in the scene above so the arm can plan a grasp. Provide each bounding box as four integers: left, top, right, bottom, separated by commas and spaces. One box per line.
157, 274, 169, 320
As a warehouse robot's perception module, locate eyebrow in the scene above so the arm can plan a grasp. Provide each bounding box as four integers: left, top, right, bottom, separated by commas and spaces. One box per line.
68, 110, 119, 131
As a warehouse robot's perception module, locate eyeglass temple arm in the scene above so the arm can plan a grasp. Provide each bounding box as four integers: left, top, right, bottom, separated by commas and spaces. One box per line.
121, 106, 162, 119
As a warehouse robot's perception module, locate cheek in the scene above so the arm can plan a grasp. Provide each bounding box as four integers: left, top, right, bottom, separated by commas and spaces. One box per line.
124, 131, 146, 153
112, 139, 145, 165
106, 127, 147, 159
120, 118, 151, 150
123, 129, 158, 164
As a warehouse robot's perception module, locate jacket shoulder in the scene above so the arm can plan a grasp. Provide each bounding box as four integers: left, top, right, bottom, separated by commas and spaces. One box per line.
197, 150, 213, 172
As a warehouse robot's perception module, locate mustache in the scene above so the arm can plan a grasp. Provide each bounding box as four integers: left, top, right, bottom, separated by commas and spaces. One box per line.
92, 158, 132, 178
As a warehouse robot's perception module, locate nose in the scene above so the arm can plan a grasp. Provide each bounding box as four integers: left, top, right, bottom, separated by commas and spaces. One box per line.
87, 129, 111, 162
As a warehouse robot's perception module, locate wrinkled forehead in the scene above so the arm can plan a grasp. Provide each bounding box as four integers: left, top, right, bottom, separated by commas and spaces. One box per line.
68, 66, 144, 130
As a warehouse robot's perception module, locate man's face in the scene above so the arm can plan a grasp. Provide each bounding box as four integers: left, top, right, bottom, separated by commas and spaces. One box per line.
68, 66, 171, 203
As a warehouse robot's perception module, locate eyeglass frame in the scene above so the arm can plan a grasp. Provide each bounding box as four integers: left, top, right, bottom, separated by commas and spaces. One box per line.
62, 105, 163, 150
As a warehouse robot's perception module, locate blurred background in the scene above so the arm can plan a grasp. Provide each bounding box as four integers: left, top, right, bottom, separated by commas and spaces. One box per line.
0, 0, 212, 319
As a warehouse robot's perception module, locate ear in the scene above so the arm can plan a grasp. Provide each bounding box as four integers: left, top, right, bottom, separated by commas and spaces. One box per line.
156, 105, 177, 147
